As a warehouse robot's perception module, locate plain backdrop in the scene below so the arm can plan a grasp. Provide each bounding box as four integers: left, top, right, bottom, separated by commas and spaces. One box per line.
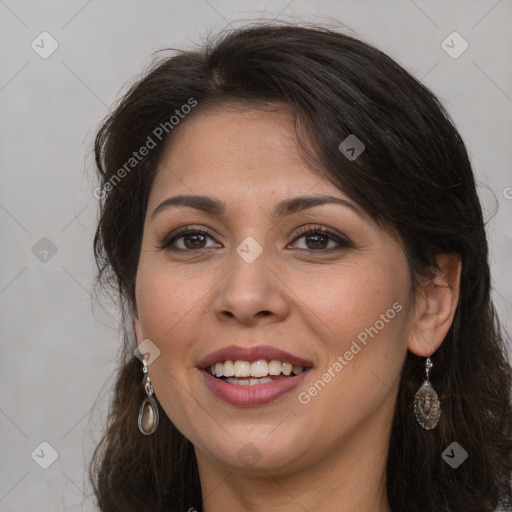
0, 1, 511, 511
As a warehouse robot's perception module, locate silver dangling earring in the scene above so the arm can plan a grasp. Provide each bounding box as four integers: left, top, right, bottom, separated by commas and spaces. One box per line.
413, 356, 441, 430
138, 356, 159, 435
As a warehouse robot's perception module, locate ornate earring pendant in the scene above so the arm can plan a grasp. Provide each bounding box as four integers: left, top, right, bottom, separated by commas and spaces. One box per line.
138, 356, 159, 435
413, 356, 441, 430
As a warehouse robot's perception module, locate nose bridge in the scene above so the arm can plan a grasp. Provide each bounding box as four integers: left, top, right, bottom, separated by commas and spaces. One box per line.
222, 238, 271, 303
213, 236, 288, 323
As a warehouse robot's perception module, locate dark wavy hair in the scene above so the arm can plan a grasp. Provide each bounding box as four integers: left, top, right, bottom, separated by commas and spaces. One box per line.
90, 21, 512, 512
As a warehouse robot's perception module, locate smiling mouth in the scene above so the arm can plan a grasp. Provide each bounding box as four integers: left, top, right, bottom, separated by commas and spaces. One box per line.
207, 359, 311, 386
201, 353, 313, 406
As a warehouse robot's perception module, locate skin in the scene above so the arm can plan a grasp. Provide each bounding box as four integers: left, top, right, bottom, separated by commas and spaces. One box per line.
133, 103, 461, 512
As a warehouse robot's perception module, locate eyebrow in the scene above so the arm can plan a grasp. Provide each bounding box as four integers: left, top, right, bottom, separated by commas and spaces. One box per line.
150, 193, 364, 222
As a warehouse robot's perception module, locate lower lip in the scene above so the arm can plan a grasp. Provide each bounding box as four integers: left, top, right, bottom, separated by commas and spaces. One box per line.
200, 369, 311, 407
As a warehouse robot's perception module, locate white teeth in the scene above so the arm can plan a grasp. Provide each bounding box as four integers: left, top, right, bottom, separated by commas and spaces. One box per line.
226, 377, 274, 386
281, 362, 292, 376
250, 360, 268, 377
268, 360, 282, 375
208, 359, 307, 379
233, 360, 251, 378
223, 360, 235, 377
214, 362, 224, 377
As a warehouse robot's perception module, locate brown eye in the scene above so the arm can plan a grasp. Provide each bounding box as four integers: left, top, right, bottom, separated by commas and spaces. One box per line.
182, 232, 208, 249
159, 228, 221, 251
290, 226, 352, 252
304, 233, 329, 250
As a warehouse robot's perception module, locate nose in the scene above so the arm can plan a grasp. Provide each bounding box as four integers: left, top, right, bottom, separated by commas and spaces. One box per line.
213, 245, 290, 326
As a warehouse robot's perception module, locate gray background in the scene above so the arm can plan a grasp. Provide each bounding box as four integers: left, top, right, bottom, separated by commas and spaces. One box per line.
1, 1, 511, 511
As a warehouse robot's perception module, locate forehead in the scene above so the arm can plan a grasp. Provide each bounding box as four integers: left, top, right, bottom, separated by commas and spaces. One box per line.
151, 104, 332, 197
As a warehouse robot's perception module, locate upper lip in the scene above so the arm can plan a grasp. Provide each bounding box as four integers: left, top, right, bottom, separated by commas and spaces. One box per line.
198, 344, 314, 369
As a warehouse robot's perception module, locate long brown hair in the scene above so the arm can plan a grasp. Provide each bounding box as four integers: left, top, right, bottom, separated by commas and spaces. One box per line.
90, 22, 512, 511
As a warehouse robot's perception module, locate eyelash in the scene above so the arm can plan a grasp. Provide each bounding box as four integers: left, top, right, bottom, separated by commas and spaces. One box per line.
158, 225, 352, 253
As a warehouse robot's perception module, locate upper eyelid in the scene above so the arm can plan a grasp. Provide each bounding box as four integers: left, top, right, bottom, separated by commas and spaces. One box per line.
167, 224, 340, 240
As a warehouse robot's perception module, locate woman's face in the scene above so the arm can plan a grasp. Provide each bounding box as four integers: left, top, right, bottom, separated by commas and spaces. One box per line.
134, 104, 417, 475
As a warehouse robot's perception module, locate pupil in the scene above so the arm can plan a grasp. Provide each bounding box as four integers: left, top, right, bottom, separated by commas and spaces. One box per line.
185, 234, 206, 249
307, 234, 327, 249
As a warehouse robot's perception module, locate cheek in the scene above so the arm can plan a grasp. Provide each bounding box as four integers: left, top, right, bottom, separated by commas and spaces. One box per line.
300, 260, 411, 412
134, 263, 207, 430
135, 259, 206, 341
331, 299, 408, 386
134, 261, 210, 400
297, 259, 409, 348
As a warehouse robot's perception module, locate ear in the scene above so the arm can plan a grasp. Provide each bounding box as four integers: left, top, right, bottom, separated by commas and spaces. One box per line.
407, 253, 462, 357
132, 304, 143, 346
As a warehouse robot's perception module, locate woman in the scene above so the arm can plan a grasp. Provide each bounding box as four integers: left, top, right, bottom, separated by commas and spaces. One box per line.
90, 22, 512, 512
